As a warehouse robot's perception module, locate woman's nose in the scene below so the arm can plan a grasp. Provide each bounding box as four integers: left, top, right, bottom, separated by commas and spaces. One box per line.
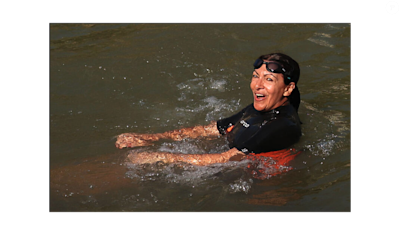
255, 77, 264, 89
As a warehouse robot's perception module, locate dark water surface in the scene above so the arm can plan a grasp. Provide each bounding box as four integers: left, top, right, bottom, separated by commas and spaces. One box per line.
50, 23, 350, 211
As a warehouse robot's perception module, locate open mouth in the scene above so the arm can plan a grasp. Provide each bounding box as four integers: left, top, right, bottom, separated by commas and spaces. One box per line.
255, 93, 266, 100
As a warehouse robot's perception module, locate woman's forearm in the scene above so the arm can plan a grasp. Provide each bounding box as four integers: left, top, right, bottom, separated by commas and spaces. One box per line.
127, 148, 245, 166
116, 121, 219, 149
172, 148, 244, 165
156, 121, 219, 141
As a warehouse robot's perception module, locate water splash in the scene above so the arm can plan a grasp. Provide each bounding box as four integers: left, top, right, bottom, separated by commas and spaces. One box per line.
300, 101, 349, 157
175, 96, 240, 122
124, 148, 297, 194
305, 138, 336, 157
228, 178, 253, 194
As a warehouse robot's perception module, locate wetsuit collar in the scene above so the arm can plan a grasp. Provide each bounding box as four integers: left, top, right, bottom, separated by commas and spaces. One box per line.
257, 103, 290, 114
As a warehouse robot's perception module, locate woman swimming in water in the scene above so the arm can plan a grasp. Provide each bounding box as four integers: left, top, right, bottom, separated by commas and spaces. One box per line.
115, 53, 302, 166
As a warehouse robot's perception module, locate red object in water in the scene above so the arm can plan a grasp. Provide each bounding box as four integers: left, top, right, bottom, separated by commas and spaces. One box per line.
246, 148, 301, 179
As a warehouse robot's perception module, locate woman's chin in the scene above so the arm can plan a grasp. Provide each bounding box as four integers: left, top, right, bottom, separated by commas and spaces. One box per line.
253, 102, 266, 112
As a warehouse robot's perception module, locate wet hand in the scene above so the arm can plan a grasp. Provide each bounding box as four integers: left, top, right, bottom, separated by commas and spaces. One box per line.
115, 133, 158, 149
225, 149, 246, 161
127, 152, 171, 164
229, 152, 246, 161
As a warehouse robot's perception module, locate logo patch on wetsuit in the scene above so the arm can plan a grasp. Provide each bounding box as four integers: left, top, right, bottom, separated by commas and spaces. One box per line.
240, 120, 250, 128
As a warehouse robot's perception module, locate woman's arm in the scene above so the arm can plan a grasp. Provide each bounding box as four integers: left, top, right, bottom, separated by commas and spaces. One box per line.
127, 148, 246, 166
159, 121, 220, 140
115, 121, 220, 149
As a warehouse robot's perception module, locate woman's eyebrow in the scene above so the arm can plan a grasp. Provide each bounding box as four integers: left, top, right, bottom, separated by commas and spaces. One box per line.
253, 70, 278, 80
267, 74, 278, 79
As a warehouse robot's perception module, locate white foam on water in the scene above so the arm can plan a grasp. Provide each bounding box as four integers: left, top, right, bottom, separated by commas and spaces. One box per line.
209, 79, 227, 92
174, 96, 240, 122
158, 140, 207, 155
305, 138, 336, 157
124, 149, 295, 194
228, 178, 253, 194
125, 159, 247, 186
300, 101, 349, 158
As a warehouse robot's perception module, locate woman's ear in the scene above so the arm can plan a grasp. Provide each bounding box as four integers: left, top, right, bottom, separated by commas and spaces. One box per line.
283, 82, 295, 97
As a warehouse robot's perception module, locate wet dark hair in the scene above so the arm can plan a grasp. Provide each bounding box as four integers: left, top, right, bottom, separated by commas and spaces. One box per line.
257, 53, 301, 112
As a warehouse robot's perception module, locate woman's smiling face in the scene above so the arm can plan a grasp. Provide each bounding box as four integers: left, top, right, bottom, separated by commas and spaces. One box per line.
250, 62, 295, 112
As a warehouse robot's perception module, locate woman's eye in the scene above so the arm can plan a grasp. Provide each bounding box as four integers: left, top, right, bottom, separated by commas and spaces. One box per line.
266, 77, 273, 81
252, 74, 258, 78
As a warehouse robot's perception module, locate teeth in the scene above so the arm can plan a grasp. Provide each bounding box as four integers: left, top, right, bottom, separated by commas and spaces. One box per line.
256, 94, 265, 97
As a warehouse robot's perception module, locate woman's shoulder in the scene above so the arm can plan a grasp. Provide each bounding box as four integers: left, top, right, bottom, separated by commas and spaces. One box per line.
275, 104, 301, 123
257, 105, 301, 136
254, 121, 301, 153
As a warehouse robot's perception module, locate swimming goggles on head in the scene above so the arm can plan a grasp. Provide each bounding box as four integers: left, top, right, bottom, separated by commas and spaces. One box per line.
253, 59, 286, 74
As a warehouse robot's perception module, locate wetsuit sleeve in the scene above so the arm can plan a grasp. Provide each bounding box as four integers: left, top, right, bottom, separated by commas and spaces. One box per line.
235, 118, 302, 154
216, 106, 247, 135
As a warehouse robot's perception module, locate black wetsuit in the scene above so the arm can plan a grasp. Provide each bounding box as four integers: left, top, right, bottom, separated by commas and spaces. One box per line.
217, 104, 301, 154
